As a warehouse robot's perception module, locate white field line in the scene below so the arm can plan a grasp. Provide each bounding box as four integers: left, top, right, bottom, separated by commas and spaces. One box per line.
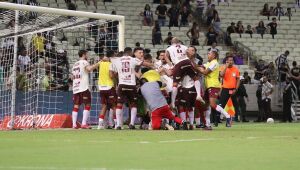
159, 138, 215, 143
0, 167, 107, 170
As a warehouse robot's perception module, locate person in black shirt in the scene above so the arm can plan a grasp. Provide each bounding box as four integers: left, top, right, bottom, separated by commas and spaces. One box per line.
254, 60, 267, 83
245, 25, 254, 38
225, 22, 236, 46
290, 61, 300, 98
242, 71, 251, 84
254, 82, 263, 122
155, 0, 168, 27
180, 5, 191, 27
282, 77, 293, 122
167, 3, 180, 28
206, 26, 218, 45
236, 77, 249, 122
256, 21, 266, 38
267, 17, 277, 39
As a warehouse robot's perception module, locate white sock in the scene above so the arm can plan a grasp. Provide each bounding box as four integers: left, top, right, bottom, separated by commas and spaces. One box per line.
194, 80, 201, 97
116, 108, 122, 127
195, 118, 201, 125
130, 107, 137, 125
189, 110, 194, 125
180, 112, 186, 121
171, 86, 178, 106
72, 111, 78, 127
216, 105, 230, 118
205, 107, 211, 127
82, 110, 90, 126
108, 109, 114, 126
98, 118, 104, 126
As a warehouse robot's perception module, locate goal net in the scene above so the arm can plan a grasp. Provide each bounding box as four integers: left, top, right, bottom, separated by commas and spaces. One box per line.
0, 2, 124, 129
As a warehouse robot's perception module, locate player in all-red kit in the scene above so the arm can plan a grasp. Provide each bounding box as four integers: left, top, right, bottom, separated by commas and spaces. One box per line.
164, 37, 204, 109
71, 50, 100, 129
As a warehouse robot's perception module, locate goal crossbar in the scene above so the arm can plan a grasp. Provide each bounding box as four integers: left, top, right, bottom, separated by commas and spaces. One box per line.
0, 2, 125, 50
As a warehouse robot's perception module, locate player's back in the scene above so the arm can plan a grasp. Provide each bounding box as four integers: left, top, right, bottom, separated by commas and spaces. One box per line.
111, 55, 142, 86
166, 44, 188, 65
141, 82, 167, 111
72, 59, 89, 94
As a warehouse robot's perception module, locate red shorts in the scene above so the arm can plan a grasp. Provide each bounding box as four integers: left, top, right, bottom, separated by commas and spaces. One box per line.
73, 90, 91, 106
195, 100, 208, 112
151, 105, 182, 130
100, 87, 117, 105
117, 84, 137, 104
204, 87, 220, 101
177, 86, 197, 109
173, 59, 197, 83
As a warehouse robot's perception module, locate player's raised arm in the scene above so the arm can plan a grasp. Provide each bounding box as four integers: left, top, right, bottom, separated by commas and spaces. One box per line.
85, 62, 100, 72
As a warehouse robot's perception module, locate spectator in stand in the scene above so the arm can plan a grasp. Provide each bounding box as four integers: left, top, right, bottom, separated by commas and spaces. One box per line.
242, 71, 251, 84
7, 67, 26, 91
94, 25, 107, 57
267, 17, 277, 39
261, 3, 270, 16
256, 21, 267, 38
163, 32, 173, 45
180, 5, 191, 27
205, 1, 214, 26
273, 1, 284, 17
285, 7, 292, 16
207, 42, 219, 54
140, 4, 154, 26
155, 0, 168, 27
27, 0, 39, 20
233, 51, 244, 65
275, 51, 290, 101
186, 22, 200, 45
205, 26, 218, 46
6, 19, 15, 29
269, 6, 275, 16
212, 8, 221, 34
18, 49, 30, 73
253, 59, 267, 84
264, 62, 277, 84
32, 32, 45, 58
290, 61, 300, 98
275, 50, 290, 82
225, 22, 236, 46
245, 25, 254, 38
167, 3, 180, 28
206, 4, 216, 26
17, 37, 26, 54
41, 70, 52, 91
235, 21, 244, 37
152, 21, 163, 46
282, 77, 293, 122
195, 0, 205, 24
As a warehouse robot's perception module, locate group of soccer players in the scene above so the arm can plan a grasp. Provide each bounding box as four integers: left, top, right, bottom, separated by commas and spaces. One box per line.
71, 37, 232, 130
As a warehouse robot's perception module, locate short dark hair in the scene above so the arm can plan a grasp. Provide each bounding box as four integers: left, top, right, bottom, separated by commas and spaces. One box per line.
124, 47, 132, 54
133, 47, 144, 53
292, 61, 297, 66
272, 17, 276, 20
144, 53, 152, 61
135, 42, 140, 47
285, 50, 290, 55
78, 50, 88, 58
106, 50, 115, 58
189, 46, 197, 52
225, 55, 234, 61
156, 50, 165, 59
144, 48, 151, 54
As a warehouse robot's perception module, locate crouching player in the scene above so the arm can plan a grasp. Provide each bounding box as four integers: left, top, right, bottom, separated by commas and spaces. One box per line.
140, 78, 187, 130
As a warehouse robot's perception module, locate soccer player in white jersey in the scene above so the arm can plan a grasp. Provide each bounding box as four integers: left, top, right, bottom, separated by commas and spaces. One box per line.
110, 47, 153, 130
71, 50, 100, 129
164, 37, 204, 109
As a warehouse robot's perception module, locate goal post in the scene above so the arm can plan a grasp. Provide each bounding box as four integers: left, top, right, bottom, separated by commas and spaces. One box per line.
0, 2, 125, 129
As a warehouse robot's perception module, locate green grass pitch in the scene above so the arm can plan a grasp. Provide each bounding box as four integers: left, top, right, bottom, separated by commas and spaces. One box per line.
0, 123, 300, 170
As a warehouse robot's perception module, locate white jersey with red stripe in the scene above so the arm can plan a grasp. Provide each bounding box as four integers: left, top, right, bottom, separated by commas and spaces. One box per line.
110, 55, 142, 86
72, 59, 90, 94
166, 44, 188, 65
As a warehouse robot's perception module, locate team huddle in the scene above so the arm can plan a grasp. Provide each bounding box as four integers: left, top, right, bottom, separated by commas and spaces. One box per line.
71, 37, 238, 130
